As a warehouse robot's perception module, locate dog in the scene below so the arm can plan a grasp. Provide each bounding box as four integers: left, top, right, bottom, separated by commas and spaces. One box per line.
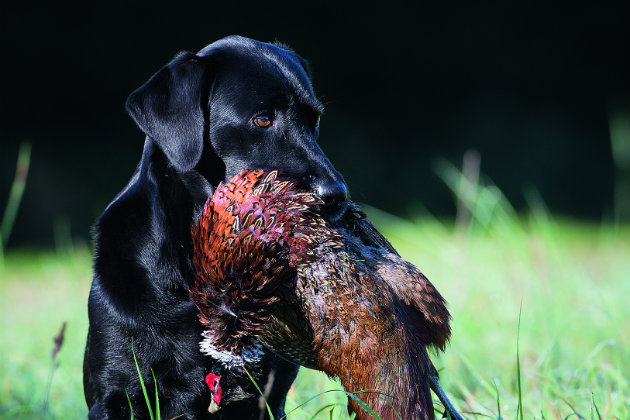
83, 36, 348, 420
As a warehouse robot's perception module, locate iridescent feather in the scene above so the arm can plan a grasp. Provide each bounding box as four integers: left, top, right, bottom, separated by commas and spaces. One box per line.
190, 169, 458, 420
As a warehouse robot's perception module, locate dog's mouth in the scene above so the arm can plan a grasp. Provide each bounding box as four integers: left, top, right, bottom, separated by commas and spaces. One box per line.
218, 167, 350, 223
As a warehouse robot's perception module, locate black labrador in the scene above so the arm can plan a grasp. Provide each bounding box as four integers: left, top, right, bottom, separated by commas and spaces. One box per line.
83, 36, 348, 420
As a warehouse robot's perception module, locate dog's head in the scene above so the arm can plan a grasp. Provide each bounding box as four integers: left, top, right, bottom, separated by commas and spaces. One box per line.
125, 36, 348, 220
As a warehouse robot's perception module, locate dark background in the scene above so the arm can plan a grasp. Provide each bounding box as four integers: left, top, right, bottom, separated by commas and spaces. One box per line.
1, 2, 627, 247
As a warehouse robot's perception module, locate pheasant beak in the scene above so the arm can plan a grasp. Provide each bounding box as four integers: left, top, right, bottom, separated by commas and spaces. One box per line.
205, 372, 222, 413
209, 399, 220, 414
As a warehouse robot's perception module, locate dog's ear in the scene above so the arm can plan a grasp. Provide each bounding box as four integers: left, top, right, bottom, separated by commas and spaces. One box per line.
126, 52, 209, 172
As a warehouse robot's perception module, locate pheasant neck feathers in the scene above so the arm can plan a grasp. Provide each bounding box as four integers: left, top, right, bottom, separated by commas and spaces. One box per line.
190, 169, 337, 355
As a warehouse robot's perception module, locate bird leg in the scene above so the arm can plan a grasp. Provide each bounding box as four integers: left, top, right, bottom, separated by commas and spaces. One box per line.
428, 375, 465, 420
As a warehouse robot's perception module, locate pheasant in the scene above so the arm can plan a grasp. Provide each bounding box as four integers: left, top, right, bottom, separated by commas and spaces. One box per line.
190, 169, 464, 420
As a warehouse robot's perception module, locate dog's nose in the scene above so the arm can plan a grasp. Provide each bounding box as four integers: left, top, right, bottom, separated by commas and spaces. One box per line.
315, 180, 348, 209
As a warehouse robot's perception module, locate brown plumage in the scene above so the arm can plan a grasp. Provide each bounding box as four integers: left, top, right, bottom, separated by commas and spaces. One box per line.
190, 169, 463, 420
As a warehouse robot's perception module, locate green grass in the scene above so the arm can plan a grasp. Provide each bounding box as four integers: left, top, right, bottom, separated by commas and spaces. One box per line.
0, 211, 628, 419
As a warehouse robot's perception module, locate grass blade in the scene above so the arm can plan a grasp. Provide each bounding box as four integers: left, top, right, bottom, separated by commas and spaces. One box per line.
152, 368, 160, 420
344, 391, 384, 420
126, 392, 134, 420
308, 403, 338, 420
131, 342, 155, 420
0, 141, 32, 264
494, 379, 502, 419
564, 413, 587, 420
282, 389, 347, 419
516, 301, 524, 420
242, 365, 274, 420
591, 392, 601, 420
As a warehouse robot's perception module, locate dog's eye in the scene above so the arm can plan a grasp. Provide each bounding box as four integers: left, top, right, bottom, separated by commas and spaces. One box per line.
253, 115, 272, 128
315, 116, 321, 128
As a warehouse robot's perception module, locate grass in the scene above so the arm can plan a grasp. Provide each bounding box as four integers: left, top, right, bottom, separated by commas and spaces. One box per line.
0, 141, 31, 267
1, 213, 626, 419
0, 155, 628, 419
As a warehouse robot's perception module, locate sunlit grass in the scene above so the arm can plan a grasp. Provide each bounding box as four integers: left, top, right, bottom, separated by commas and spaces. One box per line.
366, 206, 629, 419
1, 210, 627, 419
0, 250, 90, 419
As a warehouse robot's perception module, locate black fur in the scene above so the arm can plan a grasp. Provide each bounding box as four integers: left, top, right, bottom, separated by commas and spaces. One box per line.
83, 36, 348, 420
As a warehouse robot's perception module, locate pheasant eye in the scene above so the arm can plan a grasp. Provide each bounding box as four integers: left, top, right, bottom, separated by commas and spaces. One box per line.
253, 115, 272, 128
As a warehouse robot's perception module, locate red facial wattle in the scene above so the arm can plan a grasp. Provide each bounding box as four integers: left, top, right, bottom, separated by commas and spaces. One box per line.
205, 372, 222, 405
